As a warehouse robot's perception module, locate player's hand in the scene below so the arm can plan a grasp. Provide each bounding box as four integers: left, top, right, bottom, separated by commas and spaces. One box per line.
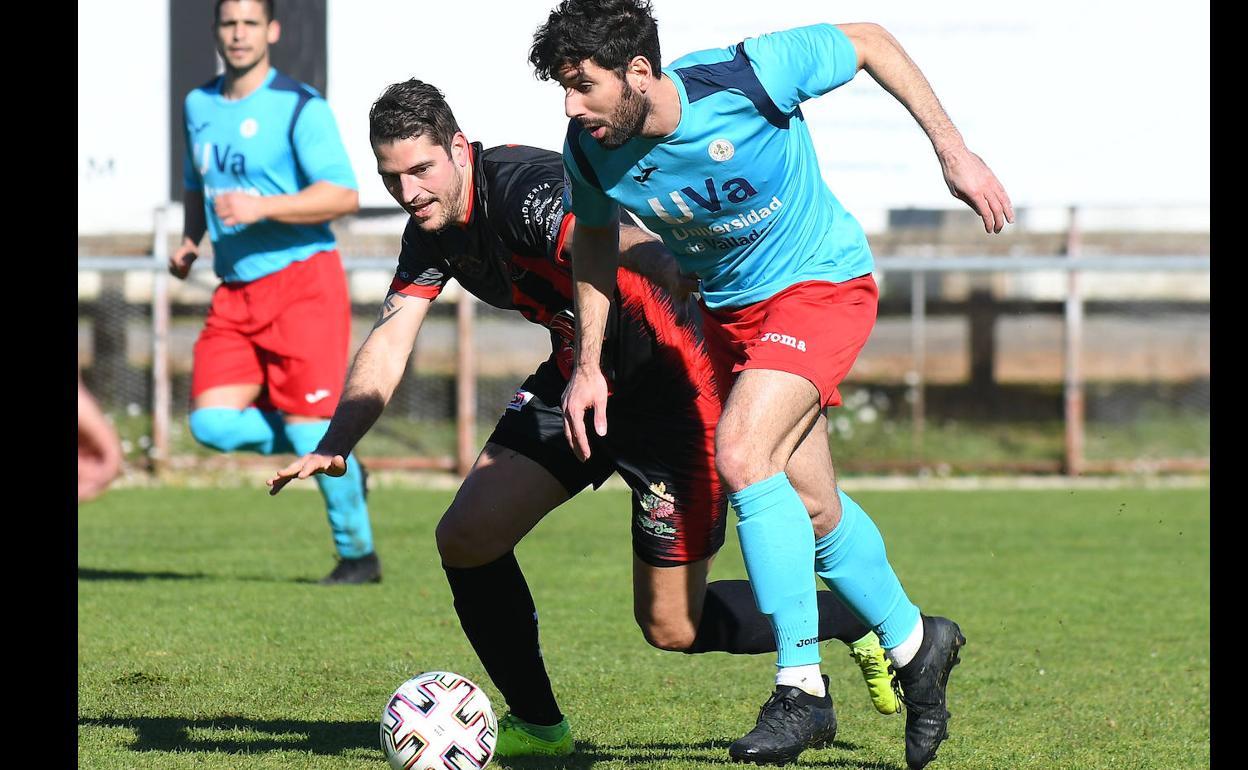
561, 367, 609, 462
78, 431, 122, 502
168, 242, 198, 279
666, 267, 701, 303
215, 191, 265, 227
938, 147, 1014, 234
268, 452, 347, 495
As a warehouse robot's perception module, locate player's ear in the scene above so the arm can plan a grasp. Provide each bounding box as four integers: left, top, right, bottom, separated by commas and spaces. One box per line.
267, 19, 281, 45
449, 133, 470, 168
628, 55, 652, 91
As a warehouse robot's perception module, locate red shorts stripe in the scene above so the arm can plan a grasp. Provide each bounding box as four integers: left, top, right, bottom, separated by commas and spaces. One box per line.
617, 270, 725, 563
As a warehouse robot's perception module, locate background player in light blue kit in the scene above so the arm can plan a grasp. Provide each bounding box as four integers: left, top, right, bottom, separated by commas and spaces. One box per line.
171, 0, 378, 584
531, 1, 1013, 767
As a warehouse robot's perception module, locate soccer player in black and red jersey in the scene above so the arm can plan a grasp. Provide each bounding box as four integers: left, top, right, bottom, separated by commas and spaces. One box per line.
268, 78, 897, 758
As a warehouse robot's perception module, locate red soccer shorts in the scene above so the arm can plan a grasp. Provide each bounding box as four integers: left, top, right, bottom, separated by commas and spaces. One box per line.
699, 275, 878, 408
191, 249, 350, 418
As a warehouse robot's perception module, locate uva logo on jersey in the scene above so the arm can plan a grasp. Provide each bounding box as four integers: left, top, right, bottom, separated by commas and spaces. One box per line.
646, 176, 759, 225
196, 142, 247, 176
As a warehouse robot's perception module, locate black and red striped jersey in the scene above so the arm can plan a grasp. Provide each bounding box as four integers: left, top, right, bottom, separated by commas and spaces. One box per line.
391, 143, 576, 326
389, 142, 707, 393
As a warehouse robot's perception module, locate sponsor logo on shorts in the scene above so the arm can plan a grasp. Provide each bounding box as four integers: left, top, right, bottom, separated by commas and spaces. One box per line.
637, 482, 678, 540
506, 389, 535, 412
759, 331, 807, 352
304, 389, 332, 403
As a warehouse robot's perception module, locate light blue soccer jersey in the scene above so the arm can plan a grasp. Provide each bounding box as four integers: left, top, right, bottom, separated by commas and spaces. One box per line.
563, 24, 873, 310
183, 68, 357, 283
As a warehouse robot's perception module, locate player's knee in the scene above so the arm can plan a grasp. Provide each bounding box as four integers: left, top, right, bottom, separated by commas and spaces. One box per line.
188, 408, 238, 452
714, 433, 759, 489
636, 614, 698, 652
435, 507, 506, 568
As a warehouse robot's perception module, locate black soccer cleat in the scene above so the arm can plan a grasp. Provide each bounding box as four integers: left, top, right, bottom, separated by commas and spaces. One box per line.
892, 615, 966, 770
728, 675, 837, 765
318, 551, 382, 585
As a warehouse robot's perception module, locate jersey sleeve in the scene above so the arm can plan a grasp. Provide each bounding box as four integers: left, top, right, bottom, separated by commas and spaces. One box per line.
561, 124, 617, 228
391, 219, 449, 300
182, 96, 202, 193
290, 97, 358, 190
741, 24, 860, 114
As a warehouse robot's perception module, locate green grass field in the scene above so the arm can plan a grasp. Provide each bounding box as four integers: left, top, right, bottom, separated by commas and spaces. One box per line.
78, 485, 1209, 769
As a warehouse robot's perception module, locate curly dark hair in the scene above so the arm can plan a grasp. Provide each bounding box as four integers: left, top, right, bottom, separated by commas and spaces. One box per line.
529, 0, 662, 81
368, 79, 461, 151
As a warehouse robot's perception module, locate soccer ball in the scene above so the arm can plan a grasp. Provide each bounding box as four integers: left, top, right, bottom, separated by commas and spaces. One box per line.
380, 671, 498, 770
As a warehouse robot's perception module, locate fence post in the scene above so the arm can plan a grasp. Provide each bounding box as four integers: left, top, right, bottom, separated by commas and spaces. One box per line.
455, 289, 477, 477
909, 270, 927, 461
1063, 206, 1085, 476
151, 207, 172, 475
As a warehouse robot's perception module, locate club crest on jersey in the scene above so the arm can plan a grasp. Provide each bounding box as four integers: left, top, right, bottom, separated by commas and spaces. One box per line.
506, 389, 535, 412
239, 118, 259, 138
708, 139, 734, 162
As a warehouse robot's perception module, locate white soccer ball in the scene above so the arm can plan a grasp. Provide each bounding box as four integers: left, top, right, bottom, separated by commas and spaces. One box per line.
380, 671, 498, 770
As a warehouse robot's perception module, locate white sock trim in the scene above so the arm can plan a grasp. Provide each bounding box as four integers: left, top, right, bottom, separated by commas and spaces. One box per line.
776, 664, 825, 697
886, 617, 925, 668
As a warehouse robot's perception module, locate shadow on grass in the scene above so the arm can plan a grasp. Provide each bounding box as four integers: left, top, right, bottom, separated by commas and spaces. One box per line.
79, 715, 375, 756
77, 567, 211, 582
77, 566, 340, 584
79, 716, 904, 769
498, 738, 903, 770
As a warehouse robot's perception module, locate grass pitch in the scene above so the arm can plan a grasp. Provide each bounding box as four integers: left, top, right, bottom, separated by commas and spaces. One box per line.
78, 484, 1209, 769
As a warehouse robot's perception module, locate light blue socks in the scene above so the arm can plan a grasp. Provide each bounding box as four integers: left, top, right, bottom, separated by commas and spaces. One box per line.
284, 420, 374, 560
189, 408, 374, 560
729, 472, 821, 667
189, 407, 294, 454
814, 489, 920, 648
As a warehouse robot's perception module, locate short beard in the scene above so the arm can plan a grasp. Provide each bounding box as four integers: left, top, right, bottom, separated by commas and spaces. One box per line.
596, 80, 650, 149
419, 163, 468, 233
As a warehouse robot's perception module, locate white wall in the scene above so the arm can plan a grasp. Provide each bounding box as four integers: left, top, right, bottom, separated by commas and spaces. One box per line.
77, 0, 169, 234
78, 0, 1209, 234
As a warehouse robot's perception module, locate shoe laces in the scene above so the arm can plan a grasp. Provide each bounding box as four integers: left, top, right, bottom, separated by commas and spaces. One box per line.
755, 689, 805, 734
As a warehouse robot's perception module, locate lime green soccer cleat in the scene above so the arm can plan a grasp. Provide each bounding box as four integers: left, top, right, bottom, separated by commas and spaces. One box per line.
494, 713, 574, 758
848, 632, 901, 715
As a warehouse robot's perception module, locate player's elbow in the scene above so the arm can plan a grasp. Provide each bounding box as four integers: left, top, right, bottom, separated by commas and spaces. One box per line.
337, 188, 360, 216
836, 22, 892, 68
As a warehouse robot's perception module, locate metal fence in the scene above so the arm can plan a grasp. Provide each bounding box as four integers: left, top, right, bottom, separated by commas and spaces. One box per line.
78, 222, 1209, 478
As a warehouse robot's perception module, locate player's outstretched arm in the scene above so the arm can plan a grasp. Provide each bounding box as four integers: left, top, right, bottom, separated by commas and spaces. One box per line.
562, 220, 618, 462
837, 22, 1014, 234
267, 290, 431, 495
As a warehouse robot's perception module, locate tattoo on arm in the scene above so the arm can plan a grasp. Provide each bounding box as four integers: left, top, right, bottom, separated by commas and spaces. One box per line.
374, 292, 403, 329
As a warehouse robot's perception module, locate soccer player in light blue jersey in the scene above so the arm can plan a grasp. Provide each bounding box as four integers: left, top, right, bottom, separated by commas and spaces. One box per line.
531, 2, 1013, 767
171, 0, 378, 585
